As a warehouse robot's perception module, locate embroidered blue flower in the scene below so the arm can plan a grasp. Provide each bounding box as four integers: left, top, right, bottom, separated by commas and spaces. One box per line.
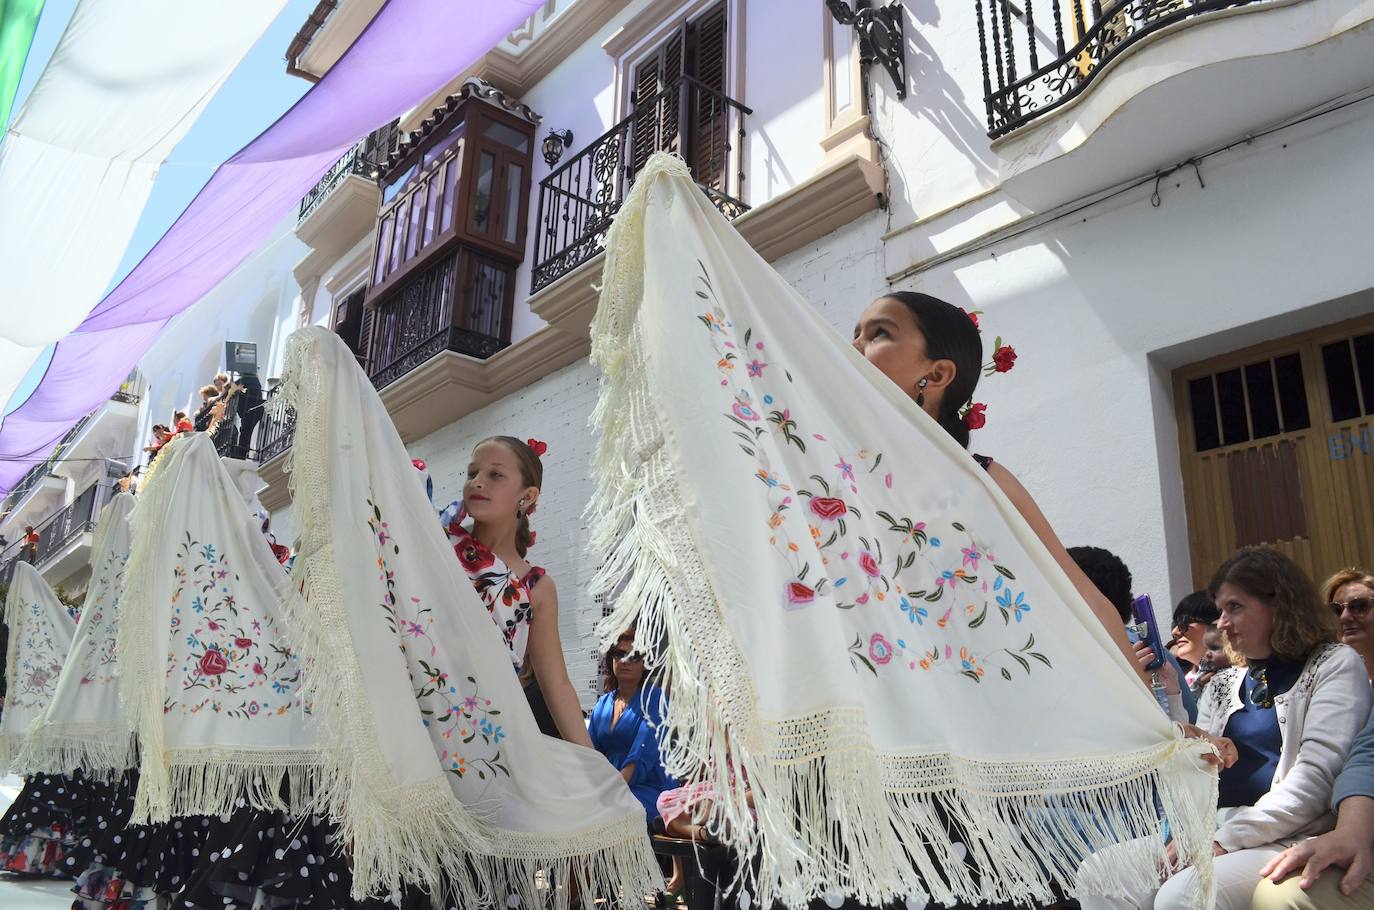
899, 595, 928, 625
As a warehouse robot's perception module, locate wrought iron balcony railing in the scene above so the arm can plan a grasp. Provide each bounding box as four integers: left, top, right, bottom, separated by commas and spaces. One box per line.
298, 120, 401, 223
28, 482, 102, 567
366, 245, 512, 390
253, 383, 296, 465
977, 0, 1261, 138
110, 389, 140, 405
532, 76, 750, 293
1, 415, 91, 513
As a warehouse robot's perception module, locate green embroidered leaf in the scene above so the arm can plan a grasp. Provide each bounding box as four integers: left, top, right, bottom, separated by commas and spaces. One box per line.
744, 327, 752, 347
924, 589, 944, 603
1001, 667, 1013, 681
799, 563, 810, 580
695, 290, 709, 299
1030, 652, 1052, 667
995, 565, 1016, 580
969, 604, 988, 629
1009, 652, 1031, 674
961, 670, 983, 683
952, 522, 966, 532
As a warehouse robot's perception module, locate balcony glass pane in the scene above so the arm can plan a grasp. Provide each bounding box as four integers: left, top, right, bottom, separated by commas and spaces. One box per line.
441, 154, 461, 234
389, 196, 410, 274
482, 120, 529, 154
503, 163, 524, 245
405, 185, 427, 262
423, 171, 441, 249
472, 151, 496, 235
374, 215, 394, 283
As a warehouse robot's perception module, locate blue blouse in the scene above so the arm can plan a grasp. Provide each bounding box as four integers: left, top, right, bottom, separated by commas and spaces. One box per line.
589, 685, 676, 820
1219, 657, 1304, 808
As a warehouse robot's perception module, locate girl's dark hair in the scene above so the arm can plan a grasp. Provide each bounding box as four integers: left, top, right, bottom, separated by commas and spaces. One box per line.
1208, 547, 1338, 665
882, 292, 983, 448
1173, 590, 1220, 630
479, 435, 544, 558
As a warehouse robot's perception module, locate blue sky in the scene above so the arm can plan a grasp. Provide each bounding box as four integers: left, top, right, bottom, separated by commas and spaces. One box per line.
3, 0, 319, 415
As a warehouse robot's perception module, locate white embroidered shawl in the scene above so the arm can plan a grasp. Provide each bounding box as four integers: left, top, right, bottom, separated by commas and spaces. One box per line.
117, 432, 318, 822
1, 561, 76, 770
16, 492, 137, 778
589, 154, 1218, 909
278, 326, 660, 907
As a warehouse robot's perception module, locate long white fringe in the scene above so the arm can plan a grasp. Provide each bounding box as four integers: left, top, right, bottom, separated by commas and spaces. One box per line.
277, 327, 662, 908
587, 153, 1217, 910
13, 723, 136, 781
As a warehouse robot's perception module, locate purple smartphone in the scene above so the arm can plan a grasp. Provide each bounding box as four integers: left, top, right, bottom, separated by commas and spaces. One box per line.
1132, 594, 1167, 672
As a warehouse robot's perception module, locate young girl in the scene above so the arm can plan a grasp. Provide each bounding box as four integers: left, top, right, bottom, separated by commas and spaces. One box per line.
445, 436, 593, 747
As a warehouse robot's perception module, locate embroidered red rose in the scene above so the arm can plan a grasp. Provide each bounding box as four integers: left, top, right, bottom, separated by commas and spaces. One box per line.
993, 345, 1017, 373
809, 497, 848, 521
198, 650, 229, 676
859, 551, 881, 577
785, 581, 816, 605
964, 402, 988, 430
234, 637, 253, 650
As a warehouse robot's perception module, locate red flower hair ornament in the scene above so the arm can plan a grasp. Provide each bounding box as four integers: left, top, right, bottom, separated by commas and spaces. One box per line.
526, 438, 548, 457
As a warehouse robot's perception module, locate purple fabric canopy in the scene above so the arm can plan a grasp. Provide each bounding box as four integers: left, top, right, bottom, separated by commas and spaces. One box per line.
0, 0, 543, 493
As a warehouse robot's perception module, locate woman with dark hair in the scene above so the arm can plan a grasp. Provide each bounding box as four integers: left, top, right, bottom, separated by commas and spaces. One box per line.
1172, 590, 1221, 671
851, 292, 1142, 674
1079, 547, 1371, 909
589, 627, 674, 822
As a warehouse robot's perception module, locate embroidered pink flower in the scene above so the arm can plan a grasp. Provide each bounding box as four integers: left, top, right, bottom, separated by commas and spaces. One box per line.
859, 551, 881, 577
835, 458, 855, 482
253, 662, 265, 676
809, 497, 847, 521
198, 650, 229, 676
206, 620, 220, 631
785, 581, 816, 605
746, 359, 767, 377
234, 637, 253, 649
961, 548, 982, 570
870, 634, 893, 665
732, 400, 761, 421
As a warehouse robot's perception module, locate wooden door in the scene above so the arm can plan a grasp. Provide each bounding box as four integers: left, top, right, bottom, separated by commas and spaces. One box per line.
1175, 314, 1374, 590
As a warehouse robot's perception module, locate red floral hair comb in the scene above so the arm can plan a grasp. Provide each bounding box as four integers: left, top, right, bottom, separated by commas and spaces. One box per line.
526, 438, 548, 457
963, 313, 1018, 432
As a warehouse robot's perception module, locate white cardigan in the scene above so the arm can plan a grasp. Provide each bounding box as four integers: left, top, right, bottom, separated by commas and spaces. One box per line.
1197, 642, 1372, 852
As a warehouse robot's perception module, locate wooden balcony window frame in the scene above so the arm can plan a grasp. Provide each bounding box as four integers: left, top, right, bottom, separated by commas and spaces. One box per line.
368, 100, 535, 303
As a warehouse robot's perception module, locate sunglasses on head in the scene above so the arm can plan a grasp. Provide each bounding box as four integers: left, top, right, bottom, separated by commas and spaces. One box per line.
611, 649, 643, 663
1330, 597, 1374, 619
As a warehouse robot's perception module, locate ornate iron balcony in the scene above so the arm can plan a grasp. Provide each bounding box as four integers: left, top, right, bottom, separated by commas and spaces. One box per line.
110, 389, 140, 405
367, 245, 512, 390
253, 383, 296, 465
298, 120, 401, 223
978, 0, 1262, 138
532, 76, 751, 294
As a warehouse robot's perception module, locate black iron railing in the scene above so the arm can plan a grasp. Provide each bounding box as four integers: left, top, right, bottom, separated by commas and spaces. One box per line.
1, 415, 91, 513
110, 389, 140, 405
978, 0, 1262, 138
298, 120, 401, 223
367, 247, 510, 390
254, 384, 296, 465
28, 483, 102, 567
532, 76, 750, 293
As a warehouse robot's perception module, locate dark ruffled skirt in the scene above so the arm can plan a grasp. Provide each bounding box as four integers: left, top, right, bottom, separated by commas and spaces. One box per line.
0, 771, 90, 877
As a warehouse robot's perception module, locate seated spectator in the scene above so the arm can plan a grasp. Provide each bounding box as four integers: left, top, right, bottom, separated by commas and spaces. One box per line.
193, 384, 218, 432
1067, 545, 1196, 723
173, 410, 194, 435
1172, 589, 1221, 677
1078, 547, 1371, 910
1326, 568, 1374, 682
1191, 623, 1233, 696
1254, 701, 1374, 908
656, 761, 754, 896
589, 628, 675, 822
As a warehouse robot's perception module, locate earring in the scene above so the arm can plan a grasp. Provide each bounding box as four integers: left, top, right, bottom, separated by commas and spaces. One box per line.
916, 377, 929, 408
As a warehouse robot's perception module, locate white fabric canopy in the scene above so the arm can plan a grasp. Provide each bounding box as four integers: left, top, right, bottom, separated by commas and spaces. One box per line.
1, 560, 77, 770
589, 154, 1218, 909
0, 0, 288, 408
17, 492, 136, 778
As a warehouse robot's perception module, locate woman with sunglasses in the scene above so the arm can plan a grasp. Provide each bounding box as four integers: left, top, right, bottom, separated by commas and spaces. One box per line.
1325, 568, 1374, 682
1080, 547, 1370, 910
589, 628, 675, 822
